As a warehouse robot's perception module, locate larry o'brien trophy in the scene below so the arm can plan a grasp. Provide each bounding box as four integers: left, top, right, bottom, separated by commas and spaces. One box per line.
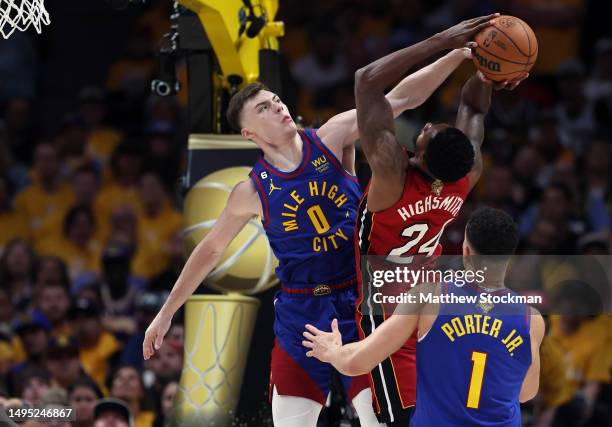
170, 135, 278, 427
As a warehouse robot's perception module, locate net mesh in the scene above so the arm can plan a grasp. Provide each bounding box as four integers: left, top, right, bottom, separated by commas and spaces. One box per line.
0, 0, 50, 39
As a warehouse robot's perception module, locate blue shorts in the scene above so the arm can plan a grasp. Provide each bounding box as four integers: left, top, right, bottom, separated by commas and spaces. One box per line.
270, 285, 370, 404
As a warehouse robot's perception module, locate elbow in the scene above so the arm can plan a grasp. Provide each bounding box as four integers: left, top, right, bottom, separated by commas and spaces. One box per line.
355, 68, 375, 90
519, 383, 539, 403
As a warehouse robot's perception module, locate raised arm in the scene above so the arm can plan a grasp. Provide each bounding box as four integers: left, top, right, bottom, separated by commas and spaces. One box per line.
143, 180, 260, 359
456, 71, 526, 191
317, 47, 472, 152
354, 15, 497, 211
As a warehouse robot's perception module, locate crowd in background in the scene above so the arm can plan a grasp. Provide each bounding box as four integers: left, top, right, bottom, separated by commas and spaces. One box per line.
0, 0, 610, 426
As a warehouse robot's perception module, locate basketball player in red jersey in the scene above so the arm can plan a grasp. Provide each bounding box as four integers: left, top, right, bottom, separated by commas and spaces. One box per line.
352, 15, 527, 425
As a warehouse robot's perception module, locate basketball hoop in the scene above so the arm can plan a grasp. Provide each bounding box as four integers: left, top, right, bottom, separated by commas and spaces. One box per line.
0, 0, 50, 39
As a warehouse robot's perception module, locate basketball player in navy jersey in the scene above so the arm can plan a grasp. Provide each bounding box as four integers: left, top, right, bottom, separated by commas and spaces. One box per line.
303, 207, 545, 426
142, 21, 484, 426
351, 14, 528, 425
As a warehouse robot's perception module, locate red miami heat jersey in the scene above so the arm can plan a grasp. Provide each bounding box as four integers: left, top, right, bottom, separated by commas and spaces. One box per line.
355, 164, 470, 423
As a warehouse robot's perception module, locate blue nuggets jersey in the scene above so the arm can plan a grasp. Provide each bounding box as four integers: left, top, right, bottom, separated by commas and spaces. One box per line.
410, 282, 532, 427
249, 128, 361, 288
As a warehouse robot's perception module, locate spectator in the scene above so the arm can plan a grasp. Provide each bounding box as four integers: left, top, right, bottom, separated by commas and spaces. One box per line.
45, 335, 87, 391
0, 239, 36, 310
34, 282, 72, 336
109, 365, 154, 427
37, 205, 102, 281
78, 87, 124, 167
15, 365, 50, 406
8, 312, 51, 385
153, 380, 178, 427
93, 398, 133, 427
479, 164, 519, 217
68, 376, 104, 427
519, 184, 583, 253
0, 174, 29, 250
143, 121, 180, 189
14, 142, 73, 244
131, 172, 182, 280
97, 143, 144, 235
550, 281, 611, 425
554, 60, 595, 153
35, 256, 71, 288
71, 298, 121, 392
582, 141, 612, 231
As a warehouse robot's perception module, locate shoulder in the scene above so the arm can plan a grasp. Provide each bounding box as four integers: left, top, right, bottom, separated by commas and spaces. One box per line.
227, 180, 261, 217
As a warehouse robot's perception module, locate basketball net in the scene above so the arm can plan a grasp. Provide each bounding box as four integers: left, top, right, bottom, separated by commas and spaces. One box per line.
0, 0, 50, 39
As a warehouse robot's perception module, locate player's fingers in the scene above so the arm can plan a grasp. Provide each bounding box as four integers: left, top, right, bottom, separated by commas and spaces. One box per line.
474, 20, 495, 32
474, 13, 500, 24
154, 332, 164, 350
302, 340, 315, 349
306, 351, 314, 357
331, 318, 339, 334
465, 41, 478, 49
305, 324, 321, 334
302, 331, 316, 341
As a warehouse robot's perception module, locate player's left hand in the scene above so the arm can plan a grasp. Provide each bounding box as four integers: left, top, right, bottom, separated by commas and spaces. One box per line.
477, 70, 529, 90
302, 318, 343, 363
438, 14, 500, 49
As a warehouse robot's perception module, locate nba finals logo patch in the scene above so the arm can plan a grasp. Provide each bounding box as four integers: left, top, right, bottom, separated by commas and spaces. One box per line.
311, 155, 330, 173
476, 300, 494, 314
431, 179, 443, 196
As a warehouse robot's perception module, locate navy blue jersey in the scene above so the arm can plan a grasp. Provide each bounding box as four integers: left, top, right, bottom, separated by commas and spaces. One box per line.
249, 128, 361, 288
410, 282, 532, 427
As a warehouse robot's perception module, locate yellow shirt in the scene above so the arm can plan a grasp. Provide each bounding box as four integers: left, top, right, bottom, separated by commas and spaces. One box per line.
132, 204, 182, 279
86, 128, 124, 165
96, 182, 144, 242
539, 335, 574, 407
80, 331, 121, 393
14, 183, 74, 243
549, 315, 611, 396
37, 236, 102, 280
0, 210, 30, 250
134, 410, 155, 427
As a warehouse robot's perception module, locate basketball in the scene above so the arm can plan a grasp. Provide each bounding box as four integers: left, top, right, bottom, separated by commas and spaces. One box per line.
183, 166, 278, 295
472, 15, 538, 81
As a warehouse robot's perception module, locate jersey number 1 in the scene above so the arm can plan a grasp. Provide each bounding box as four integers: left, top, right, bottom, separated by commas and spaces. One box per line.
467, 351, 488, 409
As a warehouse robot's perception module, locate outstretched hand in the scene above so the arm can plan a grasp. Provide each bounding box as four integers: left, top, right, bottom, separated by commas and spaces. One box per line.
438, 14, 500, 49
477, 70, 529, 90
302, 319, 343, 363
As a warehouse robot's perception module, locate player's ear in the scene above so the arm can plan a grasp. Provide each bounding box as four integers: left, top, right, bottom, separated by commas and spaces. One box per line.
241, 128, 252, 140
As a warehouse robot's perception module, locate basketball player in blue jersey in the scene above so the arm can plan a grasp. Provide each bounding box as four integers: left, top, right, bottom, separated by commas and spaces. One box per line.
304, 207, 546, 426
143, 24, 482, 426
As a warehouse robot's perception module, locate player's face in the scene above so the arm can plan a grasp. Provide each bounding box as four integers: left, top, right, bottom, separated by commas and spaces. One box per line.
413, 122, 450, 160
241, 90, 296, 143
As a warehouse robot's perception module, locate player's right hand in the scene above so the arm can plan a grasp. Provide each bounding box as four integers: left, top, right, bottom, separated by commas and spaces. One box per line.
302, 319, 343, 363
143, 312, 172, 360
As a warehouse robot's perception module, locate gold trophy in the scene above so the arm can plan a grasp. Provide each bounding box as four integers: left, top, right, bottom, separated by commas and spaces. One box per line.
170, 138, 279, 427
